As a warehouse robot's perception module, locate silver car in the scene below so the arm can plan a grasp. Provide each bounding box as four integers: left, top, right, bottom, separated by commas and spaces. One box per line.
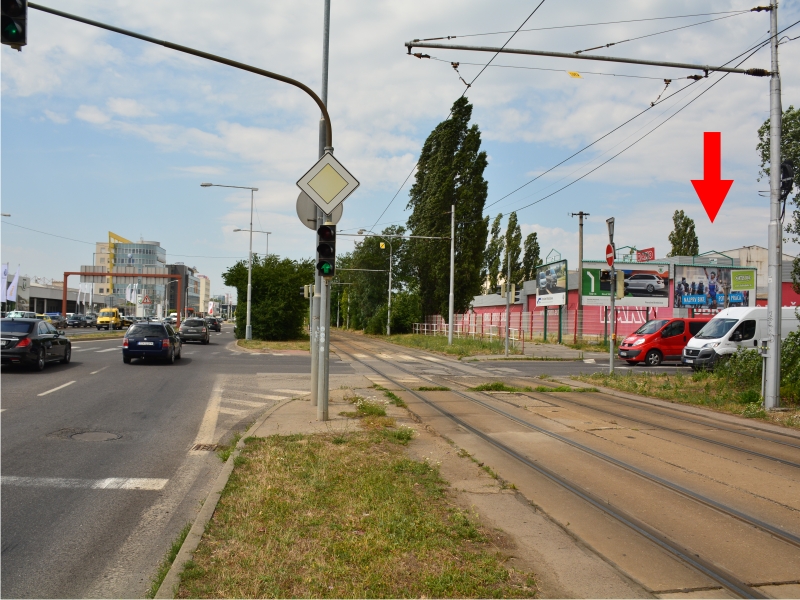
624, 273, 666, 294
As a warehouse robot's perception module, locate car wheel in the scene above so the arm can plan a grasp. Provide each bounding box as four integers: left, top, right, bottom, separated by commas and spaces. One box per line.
176, 344, 182, 360
202, 337, 209, 345
123, 356, 131, 364
645, 349, 663, 367
626, 360, 637, 365
97, 326, 101, 330
32, 348, 45, 372
168, 347, 175, 364
646, 284, 654, 293
61, 346, 71, 364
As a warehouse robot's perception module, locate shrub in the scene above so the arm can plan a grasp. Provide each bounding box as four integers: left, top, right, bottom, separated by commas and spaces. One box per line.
717, 348, 762, 388
365, 305, 389, 335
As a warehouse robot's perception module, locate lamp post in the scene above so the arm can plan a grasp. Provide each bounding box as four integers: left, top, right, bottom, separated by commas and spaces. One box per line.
358, 229, 393, 335
234, 228, 272, 258
201, 183, 258, 340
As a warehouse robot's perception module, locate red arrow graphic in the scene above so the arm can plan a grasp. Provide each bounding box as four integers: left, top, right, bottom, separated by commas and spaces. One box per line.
691, 131, 733, 223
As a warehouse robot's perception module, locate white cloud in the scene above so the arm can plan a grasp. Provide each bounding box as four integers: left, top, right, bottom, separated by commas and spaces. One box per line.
43, 109, 68, 124
172, 165, 228, 175
75, 105, 110, 124
106, 97, 154, 117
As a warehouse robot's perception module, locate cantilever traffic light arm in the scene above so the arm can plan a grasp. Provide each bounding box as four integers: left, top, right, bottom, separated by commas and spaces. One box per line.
28, 3, 333, 149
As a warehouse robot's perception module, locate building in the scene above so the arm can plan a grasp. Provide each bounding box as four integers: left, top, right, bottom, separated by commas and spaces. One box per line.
166, 264, 201, 317
197, 274, 211, 315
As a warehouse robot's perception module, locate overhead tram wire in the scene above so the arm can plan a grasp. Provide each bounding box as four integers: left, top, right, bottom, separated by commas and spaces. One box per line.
364, 1, 547, 234
415, 9, 753, 42
429, 56, 669, 80
482, 24, 786, 212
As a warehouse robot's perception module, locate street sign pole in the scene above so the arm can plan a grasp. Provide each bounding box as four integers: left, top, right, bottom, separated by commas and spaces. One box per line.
317, 271, 330, 422
606, 222, 616, 375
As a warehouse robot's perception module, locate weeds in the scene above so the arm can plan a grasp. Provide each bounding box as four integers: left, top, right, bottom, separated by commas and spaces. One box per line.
417, 386, 451, 391
381, 334, 521, 358
146, 522, 192, 598
469, 382, 521, 392
217, 431, 243, 462
374, 384, 407, 407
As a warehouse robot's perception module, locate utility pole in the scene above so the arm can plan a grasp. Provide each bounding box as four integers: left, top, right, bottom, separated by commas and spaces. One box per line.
765, 0, 782, 410
607, 217, 615, 375
504, 249, 511, 357
448, 204, 455, 345
571, 212, 589, 341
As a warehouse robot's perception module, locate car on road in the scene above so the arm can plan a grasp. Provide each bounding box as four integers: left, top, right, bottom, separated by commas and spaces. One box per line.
122, 322, 182, 364
624, 273, 666, 295
66, 315, 89, 328
618, 317, 712, 366
46, 313, 68, 328
179, 318, 209, 344
83, 314, 97, 327
1, 318, 72, 370
204, 316, 222, 332
97, 308, 124, 330
6, 310, 36, 319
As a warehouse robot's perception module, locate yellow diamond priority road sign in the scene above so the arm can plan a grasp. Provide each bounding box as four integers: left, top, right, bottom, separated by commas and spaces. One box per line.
297, 152, 359, 214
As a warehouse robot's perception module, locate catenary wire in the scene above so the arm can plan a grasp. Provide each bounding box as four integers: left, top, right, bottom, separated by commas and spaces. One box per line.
430, 56, 669, 80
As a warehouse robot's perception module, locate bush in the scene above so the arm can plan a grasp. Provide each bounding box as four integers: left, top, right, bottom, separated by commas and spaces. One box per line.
781, 328, 800, 403
365, 304, 389, 335
717, 348, 762, 388
390, 290, 422, 334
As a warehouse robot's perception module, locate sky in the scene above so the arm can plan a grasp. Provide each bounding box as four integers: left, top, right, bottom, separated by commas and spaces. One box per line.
2, 0, 800, 300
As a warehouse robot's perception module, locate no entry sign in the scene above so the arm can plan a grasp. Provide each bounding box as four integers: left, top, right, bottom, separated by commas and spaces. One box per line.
606, 244, 614, 267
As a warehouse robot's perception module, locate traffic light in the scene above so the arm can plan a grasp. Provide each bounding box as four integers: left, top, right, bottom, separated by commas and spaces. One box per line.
781, 160, 795, 199
316, 224, 336, 278
615, 272, 625, 300
300, 284, 314, 299
2, 0, 27, 50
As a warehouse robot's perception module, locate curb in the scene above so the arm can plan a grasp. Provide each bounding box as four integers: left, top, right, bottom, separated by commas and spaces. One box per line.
154, 396, 295, 599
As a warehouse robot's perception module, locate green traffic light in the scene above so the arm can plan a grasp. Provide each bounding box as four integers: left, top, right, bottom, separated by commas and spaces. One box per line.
321, 263, 333, 274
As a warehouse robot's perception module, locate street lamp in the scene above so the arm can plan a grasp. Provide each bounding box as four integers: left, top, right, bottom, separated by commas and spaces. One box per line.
234, 228, 272, 257
201, 183, 259, 340
358, 228, 393, 335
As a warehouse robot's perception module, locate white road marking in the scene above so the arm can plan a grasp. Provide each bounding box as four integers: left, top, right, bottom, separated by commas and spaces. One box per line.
183, 351, 196, 355
189, 386, 223, 455
1, 476, 168, 490
38, 381, 76, 397
90, 366, 109, 375
397, 354, 419, 362
0, 409, 6, 412
212, 351, 220, 355
96, 348, 119, 353
74, 347, 101, 352
420, 355, 442, 362
219, 407, 248, 416
216, 333, 222, 336
240, 392, 287, 401
223, 398, 265, 408
273, 389, 309, 395
583, 359, 596, 364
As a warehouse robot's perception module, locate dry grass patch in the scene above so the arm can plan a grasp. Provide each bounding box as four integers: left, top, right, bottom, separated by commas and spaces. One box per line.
177, 433, 535, 598
237, 337, 310, 352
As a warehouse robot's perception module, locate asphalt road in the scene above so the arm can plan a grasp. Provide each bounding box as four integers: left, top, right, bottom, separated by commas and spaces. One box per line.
1, 326, 352, 598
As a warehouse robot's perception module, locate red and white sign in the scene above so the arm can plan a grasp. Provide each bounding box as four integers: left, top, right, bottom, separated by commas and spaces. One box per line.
142, 295, 152, 305
208, 301, 214, 315
606, 244, 615, 267
636, 247, 655, 262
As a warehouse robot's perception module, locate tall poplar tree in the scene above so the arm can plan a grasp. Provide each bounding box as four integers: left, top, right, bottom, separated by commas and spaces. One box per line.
484, 213, 504, 293
522, 232, 541, 282
407, 97, 489, 319
502, 212, 523, 286
667, 210, 700, 257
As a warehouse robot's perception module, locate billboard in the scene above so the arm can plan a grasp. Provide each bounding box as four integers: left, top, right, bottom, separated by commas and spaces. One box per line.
535, 259, 567, 307
582, 261, 670, 307
673, 266, 755, 309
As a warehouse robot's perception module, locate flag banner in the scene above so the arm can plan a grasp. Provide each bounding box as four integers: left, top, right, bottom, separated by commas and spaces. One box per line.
1, 263, 8, 303
7, 267, 20, 302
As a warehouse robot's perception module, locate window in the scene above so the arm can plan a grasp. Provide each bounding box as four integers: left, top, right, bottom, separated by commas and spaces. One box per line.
46, 322, 58, 334
37, 322, 49, 335
688, 321, 707, 336
732, 320, 756, 341
662, 320, 685, 338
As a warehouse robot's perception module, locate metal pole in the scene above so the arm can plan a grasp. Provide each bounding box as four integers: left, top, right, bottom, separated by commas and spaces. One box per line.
387, 240, 392, 336
317, 277, 330, 421
765, 0, 782, 410
448, 204, 455, 345
245, 189, 253, 340
504, 249, 510, 357
571, 212, 589, 341
609, 266, 616, 375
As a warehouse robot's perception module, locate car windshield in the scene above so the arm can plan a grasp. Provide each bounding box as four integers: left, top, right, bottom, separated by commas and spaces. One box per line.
127, 324, 166, 337
184, 319, 205, 327
100, 310, 114, 316
1, 321, 34, 334
694, 318, 739, 340
633, 320, 668, 335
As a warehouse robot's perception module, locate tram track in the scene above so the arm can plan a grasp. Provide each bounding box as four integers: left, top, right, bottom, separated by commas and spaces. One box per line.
331, 334, 800, 598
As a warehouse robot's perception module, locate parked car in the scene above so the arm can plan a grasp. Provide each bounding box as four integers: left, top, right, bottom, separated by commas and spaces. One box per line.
1, 318, 72, 370
204, 316, 222, 332
624, 273, 666, 295
682, 307, 800, 370
66, 315, 88, 328
83, 314, 97, 327
6, 311, 36, 319
122, 322, 182, 364
618, 317, 712, 366
179, 318, 209, 344
97, 308, 123, 330
45, 313, 67, 328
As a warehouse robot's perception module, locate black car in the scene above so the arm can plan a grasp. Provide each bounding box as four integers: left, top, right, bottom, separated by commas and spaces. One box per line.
123, 322, 182, 364
179, 318, 210, 344
204, 317, 222, 332
0, 318, 72, 371
66, 315, 88, 328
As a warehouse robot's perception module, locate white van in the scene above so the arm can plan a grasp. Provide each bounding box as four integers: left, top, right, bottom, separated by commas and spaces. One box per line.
682, 307, 800, 369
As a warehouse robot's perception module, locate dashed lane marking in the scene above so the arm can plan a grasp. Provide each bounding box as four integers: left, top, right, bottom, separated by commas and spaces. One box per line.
583, 359, 596, 364
1, 476, 168, 490
90, 367, 109, 375
37, 381, 76, 397
96, 348, 119, 353
219, 406, 249, 416
223, 398, 266, 408
73, 347, 101, 352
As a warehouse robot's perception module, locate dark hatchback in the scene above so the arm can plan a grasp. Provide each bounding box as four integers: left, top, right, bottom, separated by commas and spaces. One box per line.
0, 318, 72, 371
122, 323, 182, 364
179, 318, 209, 344
204, 317, 221, 332
66, 315, 89, 328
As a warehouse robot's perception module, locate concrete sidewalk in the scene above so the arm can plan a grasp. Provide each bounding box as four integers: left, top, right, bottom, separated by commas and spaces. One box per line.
471, 342, 609, 362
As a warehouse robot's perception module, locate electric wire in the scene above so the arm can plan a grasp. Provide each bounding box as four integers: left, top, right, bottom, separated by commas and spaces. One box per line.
415, 9, 752, 42
429, 56, 668, 79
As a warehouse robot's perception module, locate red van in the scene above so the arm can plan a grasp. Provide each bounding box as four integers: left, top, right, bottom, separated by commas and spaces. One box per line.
618, 317, 712, 366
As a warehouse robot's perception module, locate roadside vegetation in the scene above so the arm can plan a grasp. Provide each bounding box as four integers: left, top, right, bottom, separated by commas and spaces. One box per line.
237, 336, 310, 352
378, 333, 520, 358
176, 432, 535, 598
575, 344, 800, 430
147, 522, 192, 599
64, 331, 125, 341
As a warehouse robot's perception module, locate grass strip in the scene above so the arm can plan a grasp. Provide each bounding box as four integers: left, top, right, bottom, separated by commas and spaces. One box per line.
177, 433, 534, 598
531, 385, 600, 393
377, 333, 521, 358
374, 384, 407, 408
147, 522, 192, 599
217, 431, 243, 463
469, 382, 532, 393
237, 337, 310, 352
417, 386, 451, 391
574, 372, 800, 430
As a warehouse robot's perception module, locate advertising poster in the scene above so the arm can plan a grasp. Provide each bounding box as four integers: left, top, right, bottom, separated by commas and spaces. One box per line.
582, 261, 670, 307
673, 266, 755, 309
535, 259, 567, 307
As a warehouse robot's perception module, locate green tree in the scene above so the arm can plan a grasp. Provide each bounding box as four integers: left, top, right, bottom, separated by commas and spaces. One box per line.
222, 255, 313, 340
484, 213, 504, 293
522, 231, 541, 281
407, 97, 489, 320
667, 210, 700, 257
757, 105, 800, 290
502, 212, 523, 286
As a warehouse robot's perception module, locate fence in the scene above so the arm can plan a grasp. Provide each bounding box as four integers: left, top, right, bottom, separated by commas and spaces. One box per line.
414, 307, 658, 346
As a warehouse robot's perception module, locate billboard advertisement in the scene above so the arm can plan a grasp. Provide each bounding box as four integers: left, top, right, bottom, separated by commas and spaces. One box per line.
582, 261, 670, 307
535, 259, 567, 307
673, 266, 755, 309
